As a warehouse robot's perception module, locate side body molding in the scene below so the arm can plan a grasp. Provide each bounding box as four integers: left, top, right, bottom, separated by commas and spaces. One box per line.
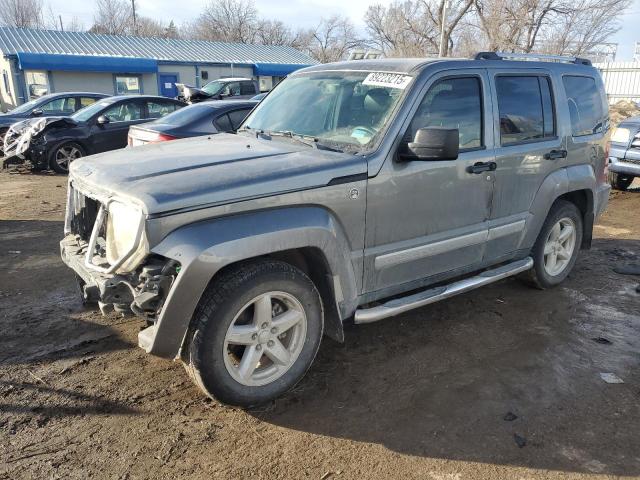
145, 206, 360, 359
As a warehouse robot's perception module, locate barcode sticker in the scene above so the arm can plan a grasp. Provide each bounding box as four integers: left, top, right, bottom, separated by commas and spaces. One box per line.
362, 72, 412, 89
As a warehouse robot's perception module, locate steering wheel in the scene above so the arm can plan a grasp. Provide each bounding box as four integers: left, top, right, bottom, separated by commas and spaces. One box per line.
352, 125, 377, 137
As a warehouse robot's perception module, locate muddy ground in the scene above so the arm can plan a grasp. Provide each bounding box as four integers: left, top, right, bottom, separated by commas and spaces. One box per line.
0, 172, 639, 480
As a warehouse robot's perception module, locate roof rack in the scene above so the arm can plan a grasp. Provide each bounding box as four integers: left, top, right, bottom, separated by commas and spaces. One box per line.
474, 51, 592, 66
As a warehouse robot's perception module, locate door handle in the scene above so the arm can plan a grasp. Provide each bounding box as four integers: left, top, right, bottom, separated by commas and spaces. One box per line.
544, 149, 567, 160
466, 161, 497, 174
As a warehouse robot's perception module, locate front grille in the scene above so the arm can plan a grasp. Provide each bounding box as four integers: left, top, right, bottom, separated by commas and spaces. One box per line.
69, 188, 101, 242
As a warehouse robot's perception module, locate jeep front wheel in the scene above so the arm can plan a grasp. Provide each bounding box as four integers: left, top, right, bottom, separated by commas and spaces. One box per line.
185, 260, 323, 407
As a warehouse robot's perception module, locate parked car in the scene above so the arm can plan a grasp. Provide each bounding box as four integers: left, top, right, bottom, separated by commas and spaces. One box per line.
251, 92, 267, 101
61, 53, 610, 407
5, 95, 185, 173
128, 99, 257, 146
607, 118, 640, 190
0, 92, 108, 140
176, 78, 259, 103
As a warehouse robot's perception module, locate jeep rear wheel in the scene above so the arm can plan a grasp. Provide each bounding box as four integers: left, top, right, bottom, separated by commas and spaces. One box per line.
185, 260, 323, 407
525, 200, 583, 289
609, 171, 634, 191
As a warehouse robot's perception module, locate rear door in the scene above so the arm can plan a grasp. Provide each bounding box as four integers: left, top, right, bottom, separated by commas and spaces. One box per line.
484, 69, 562, 261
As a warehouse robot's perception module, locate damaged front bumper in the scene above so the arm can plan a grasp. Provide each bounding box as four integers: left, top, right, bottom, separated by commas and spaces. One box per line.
60, 235, 178, 317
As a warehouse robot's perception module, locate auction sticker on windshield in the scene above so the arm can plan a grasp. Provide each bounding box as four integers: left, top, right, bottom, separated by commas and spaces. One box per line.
363, 72, 412, 89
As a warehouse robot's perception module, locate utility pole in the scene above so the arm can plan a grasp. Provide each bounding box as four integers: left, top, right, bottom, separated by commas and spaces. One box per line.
59, 15, 64, 32
131, 0, 138, 35
438, 0, 448, 57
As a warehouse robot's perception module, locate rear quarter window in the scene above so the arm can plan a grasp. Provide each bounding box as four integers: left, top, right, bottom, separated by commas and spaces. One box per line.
562, 76, 606, 137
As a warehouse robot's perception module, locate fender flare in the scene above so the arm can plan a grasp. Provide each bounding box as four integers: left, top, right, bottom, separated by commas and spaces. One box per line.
144, 206, 359, 359
522, 164, 596, 250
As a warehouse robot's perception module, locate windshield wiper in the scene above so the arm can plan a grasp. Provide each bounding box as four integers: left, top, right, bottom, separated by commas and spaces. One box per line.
267, 130, 344, 153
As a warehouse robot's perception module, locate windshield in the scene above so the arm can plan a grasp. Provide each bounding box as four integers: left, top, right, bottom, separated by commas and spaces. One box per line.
71, 100, 113, 122
201, 80, 226, 96
10, 98, 42, 114
240, 71, 410, 153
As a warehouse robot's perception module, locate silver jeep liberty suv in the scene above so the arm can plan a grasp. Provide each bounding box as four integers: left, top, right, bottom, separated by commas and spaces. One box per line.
61, 52, 610, 407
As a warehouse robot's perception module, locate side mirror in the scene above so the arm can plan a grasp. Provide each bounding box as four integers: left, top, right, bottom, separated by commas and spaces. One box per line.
31, 108, 43, 117
97, 115, 110, 125
401, 127, 459, 161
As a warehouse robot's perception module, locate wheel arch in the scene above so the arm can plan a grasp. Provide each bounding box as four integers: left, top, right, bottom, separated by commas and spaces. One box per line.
523, 164, 597, 251
143, 206, 359, 359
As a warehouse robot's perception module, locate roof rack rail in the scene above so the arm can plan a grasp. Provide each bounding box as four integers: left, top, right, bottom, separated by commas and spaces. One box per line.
474, 51, 592, 66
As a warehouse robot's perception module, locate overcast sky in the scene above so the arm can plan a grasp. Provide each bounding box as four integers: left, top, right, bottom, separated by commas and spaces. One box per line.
47, 0, 640, 60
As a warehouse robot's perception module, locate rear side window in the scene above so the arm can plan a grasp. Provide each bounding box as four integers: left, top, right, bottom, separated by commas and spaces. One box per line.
79, 97, 99, 109
214, 113, 233, 132
240, 81, 255, 95
562, 76, 605, 136
496, 76, 555, 145
147, 101, 179, 119
228, 108, 252, 130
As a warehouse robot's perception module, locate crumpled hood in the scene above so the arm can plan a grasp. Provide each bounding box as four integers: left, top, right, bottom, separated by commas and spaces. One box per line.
3, 116, 78, 157
69, 133, 366, 215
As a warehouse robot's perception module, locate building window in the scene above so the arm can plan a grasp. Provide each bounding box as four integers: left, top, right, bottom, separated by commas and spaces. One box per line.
25, 70, 49, 99
115, 75, 141, 95
201, 70, 209, 81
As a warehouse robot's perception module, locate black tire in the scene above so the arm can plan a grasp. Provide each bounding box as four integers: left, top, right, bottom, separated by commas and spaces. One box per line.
525, 200, 583, 289
49, 142, 85, 174
185, 259, 323, 408
608, 171, 634, 191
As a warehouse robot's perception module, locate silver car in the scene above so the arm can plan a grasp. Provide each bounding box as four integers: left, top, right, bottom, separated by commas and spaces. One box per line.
61, 53, 611, 407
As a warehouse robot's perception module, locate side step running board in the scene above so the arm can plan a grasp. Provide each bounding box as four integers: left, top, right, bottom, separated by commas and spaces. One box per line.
354, 257, 533, 324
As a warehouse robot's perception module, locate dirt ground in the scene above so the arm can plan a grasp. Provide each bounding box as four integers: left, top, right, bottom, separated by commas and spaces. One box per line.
0, 171, 639, 480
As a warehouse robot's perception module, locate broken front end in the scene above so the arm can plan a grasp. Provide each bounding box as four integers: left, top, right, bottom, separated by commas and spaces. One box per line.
60, 182, 179, 319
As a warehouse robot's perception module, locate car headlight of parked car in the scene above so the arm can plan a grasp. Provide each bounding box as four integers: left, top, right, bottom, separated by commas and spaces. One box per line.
611, 127, 631, 144
105, 201, 148, 273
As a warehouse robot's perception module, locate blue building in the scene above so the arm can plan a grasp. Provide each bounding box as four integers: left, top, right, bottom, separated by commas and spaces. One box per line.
0, 27, 315, 110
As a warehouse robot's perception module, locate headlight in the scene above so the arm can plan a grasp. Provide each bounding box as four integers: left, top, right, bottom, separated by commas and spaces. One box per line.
611, 127, 631, 143
105, 201, 148, 273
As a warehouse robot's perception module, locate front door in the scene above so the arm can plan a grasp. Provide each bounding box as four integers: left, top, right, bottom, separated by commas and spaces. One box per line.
363, 69, 496, 296
90, 99, 147, 153
159, 74, 179, 98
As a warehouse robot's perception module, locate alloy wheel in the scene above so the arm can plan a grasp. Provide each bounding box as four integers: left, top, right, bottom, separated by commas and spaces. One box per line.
55, 145, 82, 171
223, 291, 307, 387
543, 217, 577, 276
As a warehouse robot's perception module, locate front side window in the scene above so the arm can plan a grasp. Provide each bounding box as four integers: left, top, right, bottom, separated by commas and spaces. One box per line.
407, 77, 483, 150
103, 101, 142, 122
115, 75, 141, 95
562, 76, 606, 136
146, 100, 179, 119
242, 71, 409, 152
496, 76, 555, 145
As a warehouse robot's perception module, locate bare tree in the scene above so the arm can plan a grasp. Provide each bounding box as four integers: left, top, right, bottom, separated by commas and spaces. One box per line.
473, 0, 630, 55
365, 0, 474, 57
257, 19, 310, 49
306, 15, 362, 63
91, 0, 132, 35
192, 0, 259, 43
0, 0, 44, 28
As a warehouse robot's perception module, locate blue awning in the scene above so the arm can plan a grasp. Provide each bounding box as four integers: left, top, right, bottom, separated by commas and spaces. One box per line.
16, 52, 158, 73
253, 63, 310, 77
